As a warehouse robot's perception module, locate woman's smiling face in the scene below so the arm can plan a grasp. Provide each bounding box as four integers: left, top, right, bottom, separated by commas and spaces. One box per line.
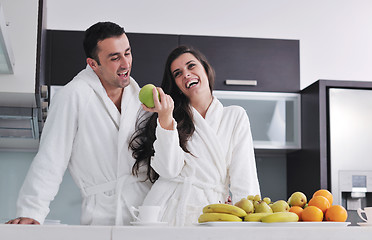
170, 53, 211, 99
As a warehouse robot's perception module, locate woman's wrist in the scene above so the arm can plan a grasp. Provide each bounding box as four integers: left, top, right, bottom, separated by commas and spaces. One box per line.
158, 115, 174, 130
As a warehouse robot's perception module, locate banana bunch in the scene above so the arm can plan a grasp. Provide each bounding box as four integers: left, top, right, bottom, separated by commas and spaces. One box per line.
261, 212, 299, 223
198, 204, 246, 223
245, 212, 299, 223
244, 213, 272, 222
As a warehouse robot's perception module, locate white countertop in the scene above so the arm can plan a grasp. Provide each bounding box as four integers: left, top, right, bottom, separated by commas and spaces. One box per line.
1, 223, 371, 240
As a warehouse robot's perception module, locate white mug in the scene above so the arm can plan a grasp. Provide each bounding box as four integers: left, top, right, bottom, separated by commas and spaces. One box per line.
129, 206, 161, 223
357, 207, 372, 223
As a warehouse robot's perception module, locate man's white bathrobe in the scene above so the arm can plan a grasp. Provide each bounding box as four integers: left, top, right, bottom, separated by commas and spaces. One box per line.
142, 97, 260, 226
16, 65, 151, 225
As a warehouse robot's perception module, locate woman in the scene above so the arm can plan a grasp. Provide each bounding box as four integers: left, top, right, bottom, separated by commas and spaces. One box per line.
130, 46, 260, 226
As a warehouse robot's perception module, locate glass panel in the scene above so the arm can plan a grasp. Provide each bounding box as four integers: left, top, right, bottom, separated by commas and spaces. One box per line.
213, 90, 301, 149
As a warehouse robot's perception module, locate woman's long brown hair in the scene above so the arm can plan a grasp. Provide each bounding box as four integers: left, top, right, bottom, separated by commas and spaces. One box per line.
129, 46, 215, 182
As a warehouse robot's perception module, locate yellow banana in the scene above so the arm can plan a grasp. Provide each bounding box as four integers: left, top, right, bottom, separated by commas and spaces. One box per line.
198, 213, 243, 223
261, 212, 299, 223
203, 204, 247, 217
244, 213, 273, 222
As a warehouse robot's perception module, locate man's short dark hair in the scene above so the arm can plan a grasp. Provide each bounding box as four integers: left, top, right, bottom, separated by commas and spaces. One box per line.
83, 22, 125, 64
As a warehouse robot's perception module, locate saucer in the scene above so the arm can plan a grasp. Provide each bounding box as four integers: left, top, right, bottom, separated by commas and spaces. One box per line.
357, 222, 372, 227
130, 221, 168, 226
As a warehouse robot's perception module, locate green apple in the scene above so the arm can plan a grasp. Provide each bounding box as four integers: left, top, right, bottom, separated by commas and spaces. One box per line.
139, 84, 159, 108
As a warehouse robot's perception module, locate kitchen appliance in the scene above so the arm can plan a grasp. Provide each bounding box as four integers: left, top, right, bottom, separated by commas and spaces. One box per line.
339, 171, 372, 211
329, 88, 372, 224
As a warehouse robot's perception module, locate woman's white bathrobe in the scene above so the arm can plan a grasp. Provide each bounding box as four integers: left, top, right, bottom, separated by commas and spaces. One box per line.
16, 65, 151, 225
142, 97, 260, 226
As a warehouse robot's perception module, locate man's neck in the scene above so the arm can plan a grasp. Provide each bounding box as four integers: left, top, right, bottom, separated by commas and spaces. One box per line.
107, 88, 124, 113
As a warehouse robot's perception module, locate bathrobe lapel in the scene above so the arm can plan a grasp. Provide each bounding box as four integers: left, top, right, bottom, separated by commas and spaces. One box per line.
192, 98, 227, 180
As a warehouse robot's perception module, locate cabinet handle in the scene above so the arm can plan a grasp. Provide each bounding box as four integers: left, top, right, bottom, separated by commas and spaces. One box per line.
225, 79, 257, 86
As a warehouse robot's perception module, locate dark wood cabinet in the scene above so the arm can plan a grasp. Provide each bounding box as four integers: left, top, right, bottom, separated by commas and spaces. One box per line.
126, 33, 178, 87
46, 30, 86, 86
45, 31, 179, 87
46, 31, 300, 93
180, 35, 300, 92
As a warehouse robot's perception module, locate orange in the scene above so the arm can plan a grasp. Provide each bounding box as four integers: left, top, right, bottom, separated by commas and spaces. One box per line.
325, 205, 348, 222
308, 196, 330, 213
289, 206, 304, 221
301, 206, 324, 221
313, 189, 333, 205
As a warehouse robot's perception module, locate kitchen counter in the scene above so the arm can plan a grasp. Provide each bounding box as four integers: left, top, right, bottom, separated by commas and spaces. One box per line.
1, 224, 371, 240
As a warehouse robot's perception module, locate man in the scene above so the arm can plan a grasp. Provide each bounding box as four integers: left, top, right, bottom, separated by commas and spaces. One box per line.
6, 22, 151, 225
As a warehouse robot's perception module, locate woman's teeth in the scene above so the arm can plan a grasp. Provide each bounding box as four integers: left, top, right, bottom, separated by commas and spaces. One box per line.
186, 80, 199, 89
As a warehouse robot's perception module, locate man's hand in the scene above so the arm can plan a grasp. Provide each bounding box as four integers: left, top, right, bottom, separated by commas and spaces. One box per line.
5, 217, 40, 225
225, 196, 232, 205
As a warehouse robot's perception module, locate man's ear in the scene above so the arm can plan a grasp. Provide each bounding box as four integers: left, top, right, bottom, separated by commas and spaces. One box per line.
87, 58, 98, 70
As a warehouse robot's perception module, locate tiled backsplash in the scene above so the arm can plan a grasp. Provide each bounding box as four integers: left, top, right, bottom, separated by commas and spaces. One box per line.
0, 152, 81, 225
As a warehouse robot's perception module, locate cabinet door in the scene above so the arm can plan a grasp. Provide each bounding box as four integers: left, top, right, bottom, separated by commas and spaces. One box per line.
214, 90, 301, 150
126, 33, 179, 87
46, 30, 86, 86
179, 35, 300, 92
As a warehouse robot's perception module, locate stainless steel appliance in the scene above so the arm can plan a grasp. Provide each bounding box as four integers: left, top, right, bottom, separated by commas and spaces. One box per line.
329, 88, 372, 224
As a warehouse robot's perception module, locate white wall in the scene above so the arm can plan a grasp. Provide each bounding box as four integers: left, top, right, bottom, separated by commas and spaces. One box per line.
45, 0, 372, 90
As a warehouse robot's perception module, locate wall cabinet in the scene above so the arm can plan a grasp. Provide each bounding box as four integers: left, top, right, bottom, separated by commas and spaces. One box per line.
180, 35, 300, 92
214, 90, 301, 150
46, 31, 300, 93
126, 33, 179, 87
46, 30, 86, 86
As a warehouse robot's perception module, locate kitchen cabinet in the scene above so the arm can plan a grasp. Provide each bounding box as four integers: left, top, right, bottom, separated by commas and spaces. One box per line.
126, 33, 179, 87
46, 32, 179, 87
214, 90, 301, 150
0, 0, 47, 151
180, 35, 300, 92
287, 80, 372, 200
45, 30, 86, 86
46, 31, 299, 93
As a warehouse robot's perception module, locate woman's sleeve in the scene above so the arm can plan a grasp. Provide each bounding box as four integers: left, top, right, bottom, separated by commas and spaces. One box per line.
228, 108, 261, 203
151, 118, 185, 179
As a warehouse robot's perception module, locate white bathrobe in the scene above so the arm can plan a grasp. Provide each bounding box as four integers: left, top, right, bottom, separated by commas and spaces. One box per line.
16, 65, 151, 225
142, 97, 260, 226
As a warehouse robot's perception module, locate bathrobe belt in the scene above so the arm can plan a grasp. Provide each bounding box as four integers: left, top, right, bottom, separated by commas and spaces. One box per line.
170, 176, 227, 226
83, 174, 147, 225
